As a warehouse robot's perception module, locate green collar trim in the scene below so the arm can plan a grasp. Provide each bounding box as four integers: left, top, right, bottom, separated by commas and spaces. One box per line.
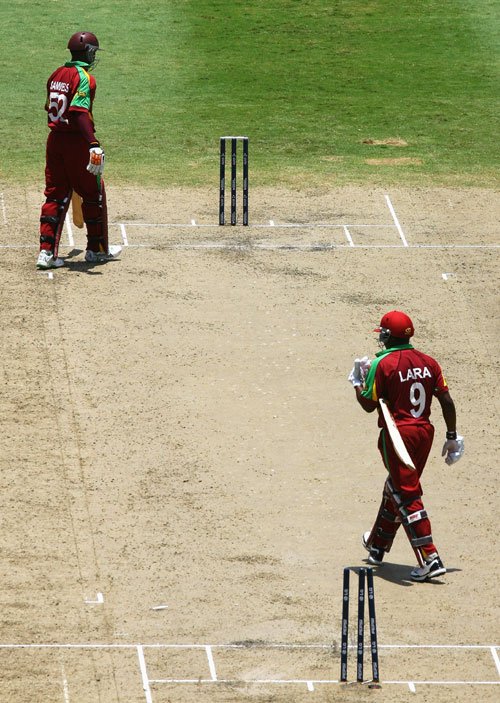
361, 344, 414, 399
375, 344, 413, 358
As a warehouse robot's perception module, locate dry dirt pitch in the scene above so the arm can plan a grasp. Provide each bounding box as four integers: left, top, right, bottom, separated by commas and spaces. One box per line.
0, 185, 499, 702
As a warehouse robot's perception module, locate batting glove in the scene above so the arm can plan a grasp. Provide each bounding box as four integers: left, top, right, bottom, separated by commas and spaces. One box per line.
348, 357, 368, 387
358, 356, 371, 375
87, 146, 105, 175
441, 435, 464, 465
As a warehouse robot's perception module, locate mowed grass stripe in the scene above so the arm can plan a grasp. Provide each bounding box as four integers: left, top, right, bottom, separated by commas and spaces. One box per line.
2, 0, 499, 187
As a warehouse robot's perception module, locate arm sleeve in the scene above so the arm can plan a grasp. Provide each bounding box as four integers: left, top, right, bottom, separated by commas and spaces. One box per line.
72, 110, 98, 146
433, 361, 449, 395
69, 67, 92, 110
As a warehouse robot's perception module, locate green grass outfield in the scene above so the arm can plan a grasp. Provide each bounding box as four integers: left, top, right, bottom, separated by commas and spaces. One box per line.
2, 0, 499, 188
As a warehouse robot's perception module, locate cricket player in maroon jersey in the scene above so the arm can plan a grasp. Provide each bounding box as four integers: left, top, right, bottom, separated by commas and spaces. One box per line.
348, 311, 464, 581
37, 31, 121, 269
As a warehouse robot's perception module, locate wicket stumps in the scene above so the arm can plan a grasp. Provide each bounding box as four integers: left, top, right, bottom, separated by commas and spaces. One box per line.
219, 136, 249, 226
340, 567, 380, 686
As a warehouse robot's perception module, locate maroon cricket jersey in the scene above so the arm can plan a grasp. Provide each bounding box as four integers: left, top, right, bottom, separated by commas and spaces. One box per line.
362, 346, 448, 426
45, 61, 96, 134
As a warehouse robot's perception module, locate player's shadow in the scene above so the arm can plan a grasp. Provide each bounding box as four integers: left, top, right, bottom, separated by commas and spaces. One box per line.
360, 559, 462, 587
62, 248, 116, 274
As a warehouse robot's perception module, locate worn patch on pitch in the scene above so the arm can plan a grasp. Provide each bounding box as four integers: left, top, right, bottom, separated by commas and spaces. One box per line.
364, 157, 423, 165
362, 138, 409, 147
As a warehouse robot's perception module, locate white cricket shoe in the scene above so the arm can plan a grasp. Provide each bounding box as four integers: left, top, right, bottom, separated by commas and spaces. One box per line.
36, 250, 64, 269
85, 245, 122, 263
410, 553, 446, 582
362, 531, 385, 566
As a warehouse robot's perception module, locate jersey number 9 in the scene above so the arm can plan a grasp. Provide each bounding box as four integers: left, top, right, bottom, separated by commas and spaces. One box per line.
410, 382, 426, 418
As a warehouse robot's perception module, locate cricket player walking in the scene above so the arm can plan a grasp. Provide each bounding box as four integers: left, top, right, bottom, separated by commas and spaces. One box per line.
37, 31, 121, 269
348, 311, 464, 581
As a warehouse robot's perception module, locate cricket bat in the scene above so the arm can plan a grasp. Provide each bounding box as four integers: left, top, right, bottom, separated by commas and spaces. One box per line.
379, 398, 416, 471
71, 192, 84, 228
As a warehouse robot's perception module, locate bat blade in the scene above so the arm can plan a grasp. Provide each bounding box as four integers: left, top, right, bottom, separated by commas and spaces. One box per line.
379, 398, 416, 471
71, 192, 84, 228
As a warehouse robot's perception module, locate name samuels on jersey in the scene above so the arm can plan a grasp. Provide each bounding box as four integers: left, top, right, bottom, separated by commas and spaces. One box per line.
50, 81, 70, 93
399, 367, 431, 382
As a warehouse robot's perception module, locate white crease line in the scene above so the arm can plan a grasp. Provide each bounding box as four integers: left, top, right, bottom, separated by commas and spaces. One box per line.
386, 680, 500, 685
307, 681, 315, 691
409, 681, 416, 693
84, 592, 104, 605
149, 678, 340, 684
120, 224, 128, 246
491, 646, 500, 676
36, 242, 498, 251
343, 225, 354, 247
206, 645, 218, 681
137, 646, 153, 703
0, 644, 140, 649
0, 642, 498, 650
257, 223, 391, 228
379, 644, 497, 649
113, 221, 394, 229
61, 663, 70, 703
65, 215, 75, 247
149, 678, 206, 683
385, 194, 409, 246
41, 243, 500, 251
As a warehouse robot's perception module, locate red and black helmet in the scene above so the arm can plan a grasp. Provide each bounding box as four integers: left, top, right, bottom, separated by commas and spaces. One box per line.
67, 32, 100, 66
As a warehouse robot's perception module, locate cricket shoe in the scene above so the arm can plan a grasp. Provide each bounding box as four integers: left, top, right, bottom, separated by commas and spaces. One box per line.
85, 245, 122, 263
362, 531, 385, 566
410, 553, 446, 582
36, 250, 64, 269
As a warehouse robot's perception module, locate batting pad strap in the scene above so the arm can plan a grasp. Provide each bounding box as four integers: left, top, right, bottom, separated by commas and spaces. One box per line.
40, 215, 59, 224
384, 478, 404, 503
400, 494, 422, 508
39, 233, 55, 244
411, 534, 433, 548
381, 508, 400, 523
376, 528, 397, 541
402, 510, 428, 527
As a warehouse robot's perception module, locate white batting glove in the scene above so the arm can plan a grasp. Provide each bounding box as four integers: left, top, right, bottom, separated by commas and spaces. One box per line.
87, 146, 105, 175
358, 356, 371, 375
441, 435, 464, 465
348, 357, 369, 387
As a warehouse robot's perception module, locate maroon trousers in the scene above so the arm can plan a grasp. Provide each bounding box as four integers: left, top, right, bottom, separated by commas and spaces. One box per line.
368, 423, 438, 565
39, 131, 108, 256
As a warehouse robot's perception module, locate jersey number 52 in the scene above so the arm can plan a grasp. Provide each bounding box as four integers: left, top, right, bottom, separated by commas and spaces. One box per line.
48, 92, 69, 124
